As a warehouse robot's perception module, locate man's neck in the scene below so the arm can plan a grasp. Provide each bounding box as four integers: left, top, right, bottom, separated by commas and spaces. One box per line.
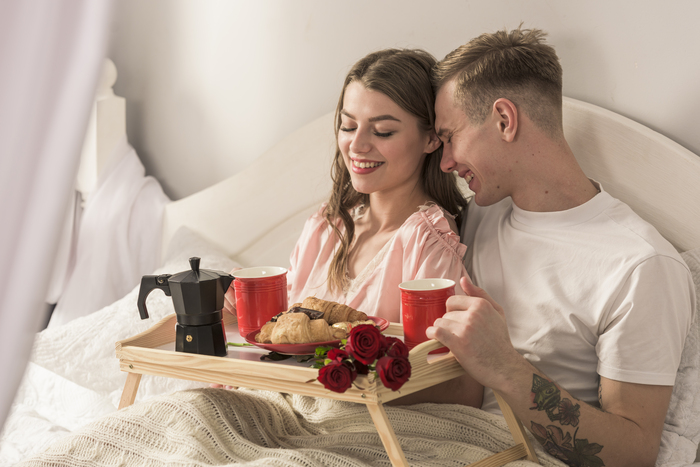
509, 139, 599, 212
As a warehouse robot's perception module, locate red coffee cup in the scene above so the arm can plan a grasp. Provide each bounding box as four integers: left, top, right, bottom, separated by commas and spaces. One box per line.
232, 266, 288, 336
399, 278, 455, 349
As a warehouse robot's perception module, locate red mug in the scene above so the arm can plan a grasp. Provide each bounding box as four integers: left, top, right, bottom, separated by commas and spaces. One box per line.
232, 266, 288, 336
399, 278, 455, 349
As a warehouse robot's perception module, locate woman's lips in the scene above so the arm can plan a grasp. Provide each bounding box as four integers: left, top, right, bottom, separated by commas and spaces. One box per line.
351, 158, 384, 174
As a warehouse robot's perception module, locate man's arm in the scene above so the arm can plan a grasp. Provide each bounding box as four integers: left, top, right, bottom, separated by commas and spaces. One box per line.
501, 365, 670, 467
426, 277, 673, 467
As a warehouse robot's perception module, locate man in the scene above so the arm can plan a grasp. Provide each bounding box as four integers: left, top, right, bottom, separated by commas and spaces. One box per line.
427, 27, 695, 466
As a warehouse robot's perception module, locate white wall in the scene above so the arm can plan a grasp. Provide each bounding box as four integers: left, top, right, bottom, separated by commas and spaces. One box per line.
107, 0, 700, 200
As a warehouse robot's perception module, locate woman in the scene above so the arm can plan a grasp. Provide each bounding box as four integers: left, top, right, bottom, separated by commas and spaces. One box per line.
19, 50, 486, 466
226, 49, 470, 323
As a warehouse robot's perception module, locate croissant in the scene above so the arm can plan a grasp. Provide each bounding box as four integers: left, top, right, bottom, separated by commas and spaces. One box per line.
254, 298, 370, 344
255, 321, 277, 344
265, 312, 334, 344
301, 297, 368, 324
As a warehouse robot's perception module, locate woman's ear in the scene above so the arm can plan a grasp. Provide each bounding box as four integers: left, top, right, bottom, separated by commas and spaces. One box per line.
424, 130, 442, 154
493, 98, 518, 143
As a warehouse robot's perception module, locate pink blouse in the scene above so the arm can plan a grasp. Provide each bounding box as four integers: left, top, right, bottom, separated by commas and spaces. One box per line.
287, 203, 469, 323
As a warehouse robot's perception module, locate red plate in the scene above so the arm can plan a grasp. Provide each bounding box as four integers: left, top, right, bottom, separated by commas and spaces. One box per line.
245, 316, 390, 355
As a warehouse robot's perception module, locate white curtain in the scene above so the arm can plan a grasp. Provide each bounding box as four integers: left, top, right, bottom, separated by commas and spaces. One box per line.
0, 0, 114, 429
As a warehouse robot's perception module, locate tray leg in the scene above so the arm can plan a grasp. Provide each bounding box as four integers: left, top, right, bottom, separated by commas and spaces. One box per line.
464, 393, 539, 467
494, 392, 540, 464
468, 444, 528, 467
366, 402, 409, 467
118, 373, 142, 410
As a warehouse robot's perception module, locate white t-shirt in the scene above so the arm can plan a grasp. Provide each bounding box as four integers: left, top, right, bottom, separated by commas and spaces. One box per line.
461, 183, 695, 414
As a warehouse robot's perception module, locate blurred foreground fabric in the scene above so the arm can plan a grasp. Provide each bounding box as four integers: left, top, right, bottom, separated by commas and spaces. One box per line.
0, 0, 113, 429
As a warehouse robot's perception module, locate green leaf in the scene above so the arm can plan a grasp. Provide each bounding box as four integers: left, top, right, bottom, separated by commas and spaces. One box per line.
226, 342, 254, 347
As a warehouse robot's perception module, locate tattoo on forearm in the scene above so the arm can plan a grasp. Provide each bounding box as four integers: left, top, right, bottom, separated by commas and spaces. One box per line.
529, 374, 605, 466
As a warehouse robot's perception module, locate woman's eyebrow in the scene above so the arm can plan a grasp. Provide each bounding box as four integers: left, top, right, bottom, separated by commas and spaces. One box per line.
340, 109, 401, 123
369, 115, 401, 123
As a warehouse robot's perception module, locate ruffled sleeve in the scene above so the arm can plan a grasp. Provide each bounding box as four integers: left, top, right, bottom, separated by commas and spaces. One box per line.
397, 204, 470, 293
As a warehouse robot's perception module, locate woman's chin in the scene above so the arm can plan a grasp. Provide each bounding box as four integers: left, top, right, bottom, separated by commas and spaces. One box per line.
350, 181, 372, 195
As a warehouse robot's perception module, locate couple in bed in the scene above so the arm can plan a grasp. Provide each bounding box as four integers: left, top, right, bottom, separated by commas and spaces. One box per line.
222, 26, 694, 466
25, 26, 693, 466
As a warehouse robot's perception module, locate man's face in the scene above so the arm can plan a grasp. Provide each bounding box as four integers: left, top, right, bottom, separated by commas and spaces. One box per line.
435, 80, 508, 206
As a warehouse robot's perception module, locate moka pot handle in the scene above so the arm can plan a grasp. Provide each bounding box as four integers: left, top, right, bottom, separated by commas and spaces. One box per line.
137, 274, 171, 320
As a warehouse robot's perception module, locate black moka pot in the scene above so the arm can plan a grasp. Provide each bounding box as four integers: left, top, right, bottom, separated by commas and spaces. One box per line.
136, 257, 234, 357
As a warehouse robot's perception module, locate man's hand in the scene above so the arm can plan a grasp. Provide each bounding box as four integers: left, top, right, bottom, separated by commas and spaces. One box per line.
426, 277, 522, 392
427, 277, 672, 467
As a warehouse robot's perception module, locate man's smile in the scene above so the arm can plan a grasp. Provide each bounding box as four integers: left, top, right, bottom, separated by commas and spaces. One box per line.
459, 169, 474, 183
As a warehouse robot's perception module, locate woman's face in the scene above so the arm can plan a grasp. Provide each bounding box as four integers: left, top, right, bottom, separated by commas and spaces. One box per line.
337, 82, 437, 199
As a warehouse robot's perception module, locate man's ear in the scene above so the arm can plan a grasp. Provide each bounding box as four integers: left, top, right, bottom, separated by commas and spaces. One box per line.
492, 98, 518, 142
424, 130, 442, 154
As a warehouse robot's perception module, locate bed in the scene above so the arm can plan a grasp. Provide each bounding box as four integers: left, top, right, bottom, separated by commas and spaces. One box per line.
2, 65, 700, 466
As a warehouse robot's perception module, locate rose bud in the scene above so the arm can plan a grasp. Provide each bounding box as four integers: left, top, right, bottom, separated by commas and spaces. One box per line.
327, 348, 350, 362
383, 337, 409, 358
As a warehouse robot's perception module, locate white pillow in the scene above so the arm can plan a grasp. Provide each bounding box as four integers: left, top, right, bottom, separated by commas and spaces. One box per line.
162, 225, 242, 273
658, 247, 700, 466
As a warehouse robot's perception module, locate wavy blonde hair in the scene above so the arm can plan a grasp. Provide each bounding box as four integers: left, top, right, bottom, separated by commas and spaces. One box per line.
324, 49, 467, 293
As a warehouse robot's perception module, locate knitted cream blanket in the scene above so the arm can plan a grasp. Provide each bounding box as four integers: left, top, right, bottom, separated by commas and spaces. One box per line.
18, 388, 565, 467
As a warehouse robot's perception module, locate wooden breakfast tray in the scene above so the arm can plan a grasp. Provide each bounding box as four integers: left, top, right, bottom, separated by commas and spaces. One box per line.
116, 312, 539, 466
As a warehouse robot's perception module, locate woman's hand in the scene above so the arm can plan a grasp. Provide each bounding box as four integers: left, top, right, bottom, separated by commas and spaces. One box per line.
209, 383, 238, 390
223, 267, 241, 316
212, 268, 242, 390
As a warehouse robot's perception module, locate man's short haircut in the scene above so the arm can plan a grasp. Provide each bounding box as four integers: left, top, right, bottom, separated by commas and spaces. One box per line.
433, 26, 564, 138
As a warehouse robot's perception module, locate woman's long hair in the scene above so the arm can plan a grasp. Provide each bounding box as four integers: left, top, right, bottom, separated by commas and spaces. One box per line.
324, 49, 467, 293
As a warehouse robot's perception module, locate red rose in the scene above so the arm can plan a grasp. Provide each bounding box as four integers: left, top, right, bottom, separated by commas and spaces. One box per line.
353, 360, 369, 375
376, 356, 411, 391
318, 360, 357, 393
345, 324, 383, 365
327, 348, 349, 362
383, 337, 409, 358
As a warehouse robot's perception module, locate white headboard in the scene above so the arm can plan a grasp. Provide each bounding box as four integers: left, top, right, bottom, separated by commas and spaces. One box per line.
161, 112, 336, 267
161, 96, 700, 268
562, 97, 700, 252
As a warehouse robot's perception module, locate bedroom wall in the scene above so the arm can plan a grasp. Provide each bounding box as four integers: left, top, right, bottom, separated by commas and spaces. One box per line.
107, 0, 700, 201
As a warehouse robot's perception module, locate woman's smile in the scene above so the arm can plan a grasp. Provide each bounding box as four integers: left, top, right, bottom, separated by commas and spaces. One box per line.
351, 158, 384, 173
